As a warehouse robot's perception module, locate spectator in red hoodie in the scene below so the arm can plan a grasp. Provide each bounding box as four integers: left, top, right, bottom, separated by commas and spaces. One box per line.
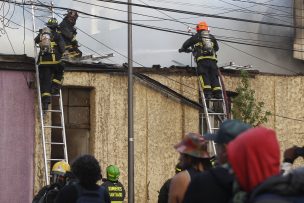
227, 127, 280, 203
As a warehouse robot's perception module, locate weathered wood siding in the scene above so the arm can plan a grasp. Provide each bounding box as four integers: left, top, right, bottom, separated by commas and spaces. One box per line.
33, 72, 304, 202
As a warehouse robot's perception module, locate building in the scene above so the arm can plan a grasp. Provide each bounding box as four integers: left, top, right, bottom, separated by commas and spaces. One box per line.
1, 54, 304, 202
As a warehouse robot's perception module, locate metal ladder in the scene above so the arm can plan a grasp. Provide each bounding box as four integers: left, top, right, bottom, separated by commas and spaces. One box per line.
30, 1, 68, 185
198, 70, 228, 155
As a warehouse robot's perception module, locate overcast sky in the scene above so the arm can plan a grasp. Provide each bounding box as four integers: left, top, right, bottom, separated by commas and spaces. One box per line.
0, 0, 303, 74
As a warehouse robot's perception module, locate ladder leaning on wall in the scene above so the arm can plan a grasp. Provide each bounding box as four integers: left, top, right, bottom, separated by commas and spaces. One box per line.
198, 70, 228, 155
30, 1, 68, 185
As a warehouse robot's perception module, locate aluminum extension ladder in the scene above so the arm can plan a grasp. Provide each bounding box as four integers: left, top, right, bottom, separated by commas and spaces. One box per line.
30, 1, 68, 185
198, 70, 228, 155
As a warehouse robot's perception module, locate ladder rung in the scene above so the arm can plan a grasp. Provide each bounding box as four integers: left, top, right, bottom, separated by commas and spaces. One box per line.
211, 128, 219, 130
46, 142, 65, 145
52, 94, 60, 97
46, 158, 66, 161
44, 110, 61, 113
44, 125, 63, 129
208, 113, 226, 115
206, 98, 223, 101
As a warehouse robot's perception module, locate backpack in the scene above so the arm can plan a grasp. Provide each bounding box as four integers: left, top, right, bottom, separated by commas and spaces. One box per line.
75, 184, 107, 203
249, 167, 304, 203
35, 186, 59, 203
39, 27, 52, 54
199, 30, 214, 56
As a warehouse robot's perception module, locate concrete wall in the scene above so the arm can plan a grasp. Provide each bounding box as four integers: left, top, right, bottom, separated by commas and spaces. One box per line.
33, 71, 304, 202
0, 70, 35, 203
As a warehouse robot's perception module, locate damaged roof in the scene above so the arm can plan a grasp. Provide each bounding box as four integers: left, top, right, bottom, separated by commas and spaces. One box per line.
0, 54, 262, 76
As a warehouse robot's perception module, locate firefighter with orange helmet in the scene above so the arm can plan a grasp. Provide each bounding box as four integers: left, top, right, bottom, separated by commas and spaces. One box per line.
179, 21, 222, 99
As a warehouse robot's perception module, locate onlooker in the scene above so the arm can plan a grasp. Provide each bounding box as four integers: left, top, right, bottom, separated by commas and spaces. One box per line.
281, 145, 304, 175
158, 163, 184, 203
101, 165, 126, 203
168, 132, 212, 203
183, 119, 251, 203
55, 154, 110, 203
32, 161, 70, 203
227, 127, 281, 203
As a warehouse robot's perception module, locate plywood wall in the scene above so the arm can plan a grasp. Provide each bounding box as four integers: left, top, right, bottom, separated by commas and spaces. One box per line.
34, 72, 304, 202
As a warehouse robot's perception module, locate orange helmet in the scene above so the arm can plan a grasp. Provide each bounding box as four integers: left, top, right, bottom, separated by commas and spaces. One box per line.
196, 21, 208, 32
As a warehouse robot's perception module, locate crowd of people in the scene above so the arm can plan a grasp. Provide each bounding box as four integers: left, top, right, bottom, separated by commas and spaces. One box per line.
158, 119, 304, 203
33, 155, 125, 203
34, 119, 304, 203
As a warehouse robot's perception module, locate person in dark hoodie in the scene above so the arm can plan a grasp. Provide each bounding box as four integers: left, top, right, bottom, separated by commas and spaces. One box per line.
55, 154, 110, 203
227, 127, 281, 203
183, 119, 251, 203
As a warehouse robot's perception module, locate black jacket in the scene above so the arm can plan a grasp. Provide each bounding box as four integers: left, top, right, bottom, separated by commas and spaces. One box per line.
55, 183, 110, 203
35, 27, 65, 65
248, 167, 304, 203
101, 180, 126, 202
59, 18, 78, 47
183, 167, 233, 203
181, 31, 218, 61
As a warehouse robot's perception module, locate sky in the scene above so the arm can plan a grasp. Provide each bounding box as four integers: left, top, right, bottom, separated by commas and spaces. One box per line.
0, 0, 303, 74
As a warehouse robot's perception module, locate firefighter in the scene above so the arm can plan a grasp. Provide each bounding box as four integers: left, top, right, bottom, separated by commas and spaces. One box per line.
179, 21, 222, 99
101, 165, 126, 203
32, 161, 71, 203
35, 17, 66, 110
59, 10, 82, 59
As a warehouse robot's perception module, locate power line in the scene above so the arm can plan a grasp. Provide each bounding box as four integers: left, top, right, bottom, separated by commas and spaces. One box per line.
74, 0, 299, 40
14, 1, 304, 52
220, 41, 298, 74
6, 1, 304, 74
3, 0, 303, 55
91, 0, 303, 29
217, 0, 291, 24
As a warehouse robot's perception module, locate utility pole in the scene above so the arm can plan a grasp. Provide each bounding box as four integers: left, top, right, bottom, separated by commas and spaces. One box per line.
127, 0, 134, 202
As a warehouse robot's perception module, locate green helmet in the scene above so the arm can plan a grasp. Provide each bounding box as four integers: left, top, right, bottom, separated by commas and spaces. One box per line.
106, 165, 120, 182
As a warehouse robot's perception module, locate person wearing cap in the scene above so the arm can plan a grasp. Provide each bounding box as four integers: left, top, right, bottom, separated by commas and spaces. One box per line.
158, 162, 184, 203
183, 119, 251, 203
168, 132, 212, 203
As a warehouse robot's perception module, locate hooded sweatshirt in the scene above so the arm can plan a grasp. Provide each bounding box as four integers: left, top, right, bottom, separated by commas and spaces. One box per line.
227, 127, 280, 193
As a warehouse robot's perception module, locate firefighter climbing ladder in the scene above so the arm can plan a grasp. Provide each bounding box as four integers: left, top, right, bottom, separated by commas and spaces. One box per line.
30, 1, 68, 185
198, 72, 228, 155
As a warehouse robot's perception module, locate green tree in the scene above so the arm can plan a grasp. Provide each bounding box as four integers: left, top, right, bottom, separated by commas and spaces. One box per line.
231, 70, 271, 126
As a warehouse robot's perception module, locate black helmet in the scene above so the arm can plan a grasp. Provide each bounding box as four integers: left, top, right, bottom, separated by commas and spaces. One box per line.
46, 17, 58, 28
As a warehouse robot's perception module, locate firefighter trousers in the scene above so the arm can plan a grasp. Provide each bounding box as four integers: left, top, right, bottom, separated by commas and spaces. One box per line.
39, 63, 64, 103
196, 59, 221, 93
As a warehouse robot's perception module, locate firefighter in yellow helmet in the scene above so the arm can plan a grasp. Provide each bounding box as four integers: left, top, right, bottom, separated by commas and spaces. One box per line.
179, 21, 222, 99
101, 165, 126, 203
35, 17, 66, 111
32, 161, 71, 203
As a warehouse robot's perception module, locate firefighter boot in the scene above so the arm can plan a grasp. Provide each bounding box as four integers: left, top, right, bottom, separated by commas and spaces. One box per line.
42, 96, 50, 111
213, 90, 222, 99
204, 89, 212, 100
51, 82, 61, 95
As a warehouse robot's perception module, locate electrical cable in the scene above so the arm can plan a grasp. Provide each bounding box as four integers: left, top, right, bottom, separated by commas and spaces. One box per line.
74, 0, 298, 40
90, 0, 303, 29
22, 0, 26, 54
6, 1, 304, 50
220, 41, 299, 74
217, 0, 291, 24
